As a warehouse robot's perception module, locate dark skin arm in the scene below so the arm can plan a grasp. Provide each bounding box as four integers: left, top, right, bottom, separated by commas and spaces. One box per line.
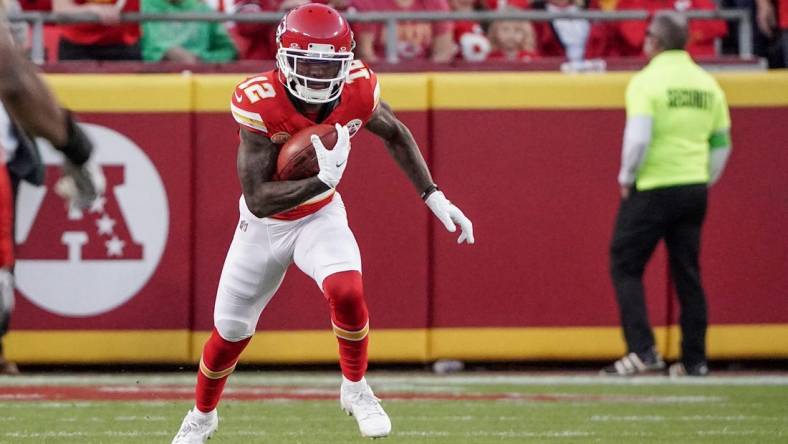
364, 100, 435, 196
0, 20, 68, 147
237, 127, 330, 218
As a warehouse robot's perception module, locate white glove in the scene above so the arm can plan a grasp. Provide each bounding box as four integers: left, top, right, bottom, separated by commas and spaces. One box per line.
0, 268, 14, 314
312, 123, 351, 189
55, 159, 106, 210
425, 191, 474, 245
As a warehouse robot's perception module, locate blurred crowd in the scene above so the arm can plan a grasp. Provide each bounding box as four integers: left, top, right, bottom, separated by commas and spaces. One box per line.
5, 0, 788, 67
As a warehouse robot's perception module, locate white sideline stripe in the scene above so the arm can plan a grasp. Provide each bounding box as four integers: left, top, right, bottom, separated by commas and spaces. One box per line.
467, 431, 594, 438
590, 415, 785, 422
3, 431, 171, 438
3, 373, 788, 387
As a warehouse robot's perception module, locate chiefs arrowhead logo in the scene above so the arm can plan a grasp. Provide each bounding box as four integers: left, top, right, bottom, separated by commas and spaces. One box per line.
346, 119, 362, 138
16, 124, 169, 317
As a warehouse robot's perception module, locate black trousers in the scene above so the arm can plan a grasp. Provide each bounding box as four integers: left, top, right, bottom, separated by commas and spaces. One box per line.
610, 184, 708, 367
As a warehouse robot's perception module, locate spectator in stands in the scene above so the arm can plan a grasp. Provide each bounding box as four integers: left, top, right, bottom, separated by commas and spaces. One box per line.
613, 0, 728, 57
53, 0, 141, 60
230, 0, 309, 61
487, 18, 540, 60
354, 0, 456, 63
141, 0, 238, 63
531, 0, 592, 61
483, 0, 529, 9
755, 0, 788, 67
450, 0, 492, 61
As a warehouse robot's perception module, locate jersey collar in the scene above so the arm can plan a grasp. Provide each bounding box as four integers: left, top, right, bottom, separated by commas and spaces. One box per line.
649, 50, 692, 67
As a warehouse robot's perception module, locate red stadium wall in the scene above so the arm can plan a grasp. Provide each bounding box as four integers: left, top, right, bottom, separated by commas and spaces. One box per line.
6, 72, 788, 364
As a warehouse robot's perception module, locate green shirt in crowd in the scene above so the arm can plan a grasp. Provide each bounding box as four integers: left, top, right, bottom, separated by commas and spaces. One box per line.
626, 50, 731, 190
141, 0, 237, 63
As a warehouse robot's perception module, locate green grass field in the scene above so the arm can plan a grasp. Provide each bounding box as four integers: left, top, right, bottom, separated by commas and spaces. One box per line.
1, 372, 787, 443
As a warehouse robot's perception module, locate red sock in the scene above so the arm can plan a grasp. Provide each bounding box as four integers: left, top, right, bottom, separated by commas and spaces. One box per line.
195, 328, 250, 412
323, 271, 369, 382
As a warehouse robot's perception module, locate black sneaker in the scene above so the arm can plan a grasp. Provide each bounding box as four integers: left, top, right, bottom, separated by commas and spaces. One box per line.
668, 362, 709, 377
600, 348, 665, 376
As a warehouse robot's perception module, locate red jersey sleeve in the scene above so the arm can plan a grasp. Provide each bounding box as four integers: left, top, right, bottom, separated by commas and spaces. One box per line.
230, 74, 278, 137
345, 60, 381, 121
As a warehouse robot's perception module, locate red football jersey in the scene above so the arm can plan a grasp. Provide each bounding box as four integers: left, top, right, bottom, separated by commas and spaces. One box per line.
230, 60, 380, 220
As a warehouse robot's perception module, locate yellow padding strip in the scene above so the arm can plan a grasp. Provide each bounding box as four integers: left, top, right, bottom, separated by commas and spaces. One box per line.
45, 74, 193, 112
7, 324, 787, 364
4, 330, 190, 363
199, 357, 237, 380
332, 321, 369, 342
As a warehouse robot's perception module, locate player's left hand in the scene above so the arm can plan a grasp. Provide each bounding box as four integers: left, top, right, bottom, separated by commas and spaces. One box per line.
425, 191, 474, 245
55, 160, 106, 210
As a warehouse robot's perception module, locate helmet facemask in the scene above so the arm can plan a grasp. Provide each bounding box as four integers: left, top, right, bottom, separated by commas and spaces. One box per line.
277, 45, 354, 104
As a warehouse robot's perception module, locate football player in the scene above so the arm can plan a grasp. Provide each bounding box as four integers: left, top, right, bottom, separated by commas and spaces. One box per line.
172, 4, 474, 443
0, 3, 104, 375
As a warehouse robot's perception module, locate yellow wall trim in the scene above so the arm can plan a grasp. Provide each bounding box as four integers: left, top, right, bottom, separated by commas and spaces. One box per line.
664, 324, 788, 360
5, 330, 190, 363
45, 74, 193, 112
6, 324, 787, 364
45, 72, 788, 113
190, 328, 428, 364
431, 72, 788, 109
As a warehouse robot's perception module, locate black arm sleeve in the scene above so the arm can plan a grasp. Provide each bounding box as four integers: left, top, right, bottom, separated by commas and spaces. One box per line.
55, 111, 93, 166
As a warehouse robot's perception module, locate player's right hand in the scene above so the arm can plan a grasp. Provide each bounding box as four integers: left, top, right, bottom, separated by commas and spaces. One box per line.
55, 160, 106, 210
312, 123, 350, 189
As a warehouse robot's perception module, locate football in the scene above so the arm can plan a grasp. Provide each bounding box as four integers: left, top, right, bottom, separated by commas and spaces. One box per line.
275, 124, 338, 181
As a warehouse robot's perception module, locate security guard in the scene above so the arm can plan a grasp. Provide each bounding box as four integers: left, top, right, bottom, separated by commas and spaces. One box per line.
602, 12, 732, 377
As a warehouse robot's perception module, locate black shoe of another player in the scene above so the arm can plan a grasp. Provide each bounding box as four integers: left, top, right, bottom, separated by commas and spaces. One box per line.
600, 348, 665, 376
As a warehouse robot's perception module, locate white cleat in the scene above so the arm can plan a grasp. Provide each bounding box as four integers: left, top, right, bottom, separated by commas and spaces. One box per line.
340, 377, 392, 439
171, 408, 218, 444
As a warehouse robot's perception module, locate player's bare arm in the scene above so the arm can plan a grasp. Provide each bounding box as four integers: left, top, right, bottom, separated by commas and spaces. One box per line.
365, 100, 435, 196
237, 127, 330, 218
0, 17, 102, 208
366, 100, 475, 244
0, 20, 68, 147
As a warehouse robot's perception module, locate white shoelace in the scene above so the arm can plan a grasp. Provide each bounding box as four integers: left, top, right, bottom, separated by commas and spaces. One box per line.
349, 390, 385, 419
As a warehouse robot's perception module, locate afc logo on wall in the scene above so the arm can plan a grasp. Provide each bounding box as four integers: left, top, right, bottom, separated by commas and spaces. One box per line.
15, 124, 169, 317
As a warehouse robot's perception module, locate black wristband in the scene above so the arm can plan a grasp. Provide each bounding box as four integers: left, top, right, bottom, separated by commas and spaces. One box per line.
55, 110, 93, 166
420, 184, 439, 201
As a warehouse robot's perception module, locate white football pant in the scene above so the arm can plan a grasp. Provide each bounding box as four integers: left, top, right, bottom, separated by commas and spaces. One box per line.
213, 194, 362, 342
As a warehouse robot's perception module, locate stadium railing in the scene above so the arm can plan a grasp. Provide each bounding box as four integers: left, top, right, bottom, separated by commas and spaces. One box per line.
7, 9, 753, 66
